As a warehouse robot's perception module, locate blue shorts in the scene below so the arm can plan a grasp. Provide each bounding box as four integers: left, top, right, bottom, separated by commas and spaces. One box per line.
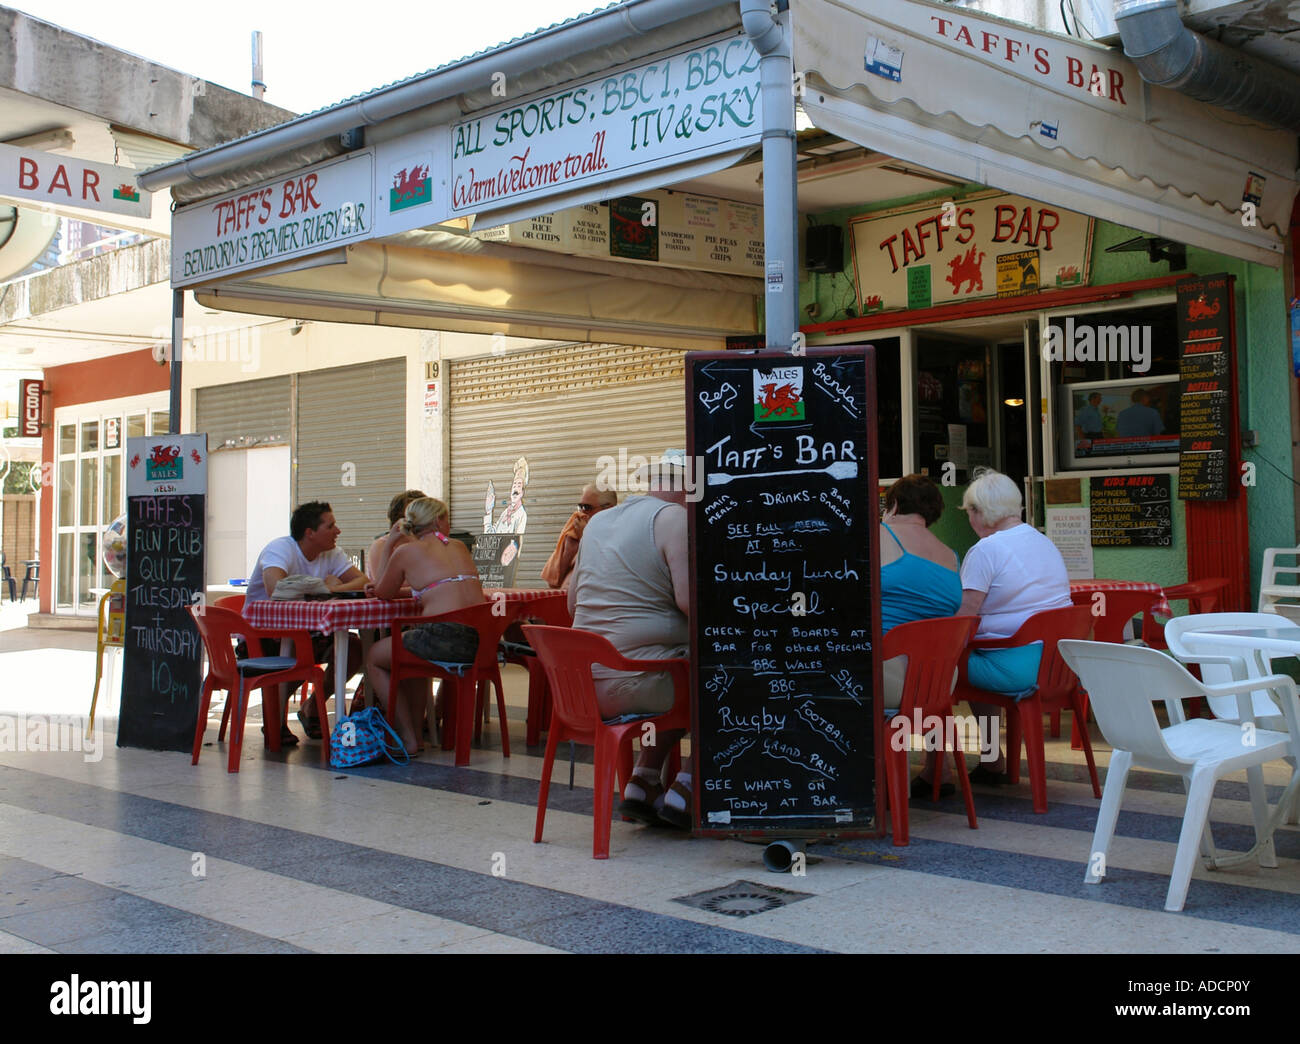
966, 642, 1043, 697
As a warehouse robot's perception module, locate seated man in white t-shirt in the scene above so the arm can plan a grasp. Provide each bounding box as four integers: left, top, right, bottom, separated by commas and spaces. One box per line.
245, 501, 368, 742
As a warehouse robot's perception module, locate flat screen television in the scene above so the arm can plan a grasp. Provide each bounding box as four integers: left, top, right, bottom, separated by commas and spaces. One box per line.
1056, 374, 1181, 470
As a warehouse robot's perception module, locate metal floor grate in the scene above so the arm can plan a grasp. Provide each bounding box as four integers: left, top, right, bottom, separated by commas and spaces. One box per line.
673, 880, 812, 918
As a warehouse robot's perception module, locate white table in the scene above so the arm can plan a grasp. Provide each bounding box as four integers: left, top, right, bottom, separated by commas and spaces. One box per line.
1180, 625, 1300, 868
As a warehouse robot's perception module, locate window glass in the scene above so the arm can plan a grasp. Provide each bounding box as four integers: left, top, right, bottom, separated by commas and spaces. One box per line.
59, 460, 75, 524
874, 337, 903, 480
127, 414, 147, 440
151, 410, 171, 435
59, 424, 76, 455
79, 457, 98, 527
104, 455, 122, 523
78, 532, 98, 608
57, 534, 75, 609
80, 420, 99, 453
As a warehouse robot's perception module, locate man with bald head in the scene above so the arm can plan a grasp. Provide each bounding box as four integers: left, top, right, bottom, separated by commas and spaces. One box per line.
541, 482, 617, 589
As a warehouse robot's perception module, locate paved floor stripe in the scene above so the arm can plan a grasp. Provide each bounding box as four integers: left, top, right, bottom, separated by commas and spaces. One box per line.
0, 854, 310, 953
0, 765, 824, 954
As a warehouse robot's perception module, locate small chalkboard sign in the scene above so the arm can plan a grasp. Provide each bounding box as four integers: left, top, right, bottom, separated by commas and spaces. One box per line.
687, 348, 880, 837
472, 532, 523, 588
120, 435, 207, 752
1089, 474, 1172, 547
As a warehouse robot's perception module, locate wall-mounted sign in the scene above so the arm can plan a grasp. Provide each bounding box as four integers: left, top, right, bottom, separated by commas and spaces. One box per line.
472, 190, 764, 278
1089, 474, 1172, 547
171, 151, 375, 287
0, 143, 152, 219
1176, 274, 1237, 501
449, 32, 762, 221
848, 191, 1093, 314
18, 379, 42, 437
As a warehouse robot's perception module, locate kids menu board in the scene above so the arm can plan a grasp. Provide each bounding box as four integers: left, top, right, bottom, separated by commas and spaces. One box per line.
686, 349, 880, 837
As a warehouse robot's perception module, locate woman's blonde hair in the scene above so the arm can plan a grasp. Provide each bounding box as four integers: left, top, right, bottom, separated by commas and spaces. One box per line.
960, 467, 1023, 526
401, 496, 450, 535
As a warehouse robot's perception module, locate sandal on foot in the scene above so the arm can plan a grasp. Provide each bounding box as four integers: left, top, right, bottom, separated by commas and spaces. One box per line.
262, 726, 299, 747
657, 780, 693, 831
617, 779, 665, 826
969, 765, 1011, 786
910, 777, 954, 800
296, 707, 322, 740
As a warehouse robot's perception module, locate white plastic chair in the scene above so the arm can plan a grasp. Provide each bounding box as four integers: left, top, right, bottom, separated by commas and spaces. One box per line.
1259, 546, 1300, 615
1165, 612, 1300, 831
1058, 641, 1300, 912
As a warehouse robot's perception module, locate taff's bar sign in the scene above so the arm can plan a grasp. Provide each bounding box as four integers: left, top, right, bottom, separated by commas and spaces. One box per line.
19, 379, 43, 437
171, 150, 374, 287
0, 144, 151, 219
450, 33, 762, 219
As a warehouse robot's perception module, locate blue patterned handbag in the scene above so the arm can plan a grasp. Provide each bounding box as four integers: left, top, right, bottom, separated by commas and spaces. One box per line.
329, 706, 410, 768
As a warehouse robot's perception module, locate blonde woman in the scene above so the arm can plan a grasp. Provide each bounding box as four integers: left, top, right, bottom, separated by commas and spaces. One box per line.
365, 497, 484, 754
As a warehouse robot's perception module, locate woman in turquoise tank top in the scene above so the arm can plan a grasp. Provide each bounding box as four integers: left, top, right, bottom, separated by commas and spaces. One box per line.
879, 476, 963, 798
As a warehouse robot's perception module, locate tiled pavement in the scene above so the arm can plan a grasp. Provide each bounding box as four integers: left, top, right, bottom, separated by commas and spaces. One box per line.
4, 625, 1300, 954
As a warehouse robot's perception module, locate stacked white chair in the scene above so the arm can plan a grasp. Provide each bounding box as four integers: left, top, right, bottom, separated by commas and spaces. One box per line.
1258, 546, 1300, 620
1058, 641, 1300, 912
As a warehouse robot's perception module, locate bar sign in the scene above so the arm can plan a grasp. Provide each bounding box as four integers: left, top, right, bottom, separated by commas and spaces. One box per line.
19, 379, 42, 437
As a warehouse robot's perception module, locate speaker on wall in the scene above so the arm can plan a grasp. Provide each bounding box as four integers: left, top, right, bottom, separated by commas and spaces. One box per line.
806, 225, 843, 273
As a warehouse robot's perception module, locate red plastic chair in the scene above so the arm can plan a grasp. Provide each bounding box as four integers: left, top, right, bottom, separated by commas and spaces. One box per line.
1142, 578, 1229, 652
389, 601, 513, 766
522, 624, 690, 859
953, 605, 1099, 814
188, 606, 328, 773
881, 615, 979, 846
501, 592, 574, 745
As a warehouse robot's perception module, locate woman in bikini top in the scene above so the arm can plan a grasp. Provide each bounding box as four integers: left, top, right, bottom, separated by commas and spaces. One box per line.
364, 496, 485, 753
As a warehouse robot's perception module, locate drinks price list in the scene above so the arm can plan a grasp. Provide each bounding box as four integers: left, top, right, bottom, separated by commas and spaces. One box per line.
1176, 274, 1236, 500
686, 349, 880, 836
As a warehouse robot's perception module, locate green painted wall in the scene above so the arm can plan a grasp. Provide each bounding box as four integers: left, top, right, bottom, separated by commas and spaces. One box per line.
801, 187, 1296, 602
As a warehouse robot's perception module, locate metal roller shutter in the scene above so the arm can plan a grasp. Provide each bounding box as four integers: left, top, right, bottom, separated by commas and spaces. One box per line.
296, 358, 406, 566
449, 343, 686, 589
195, 376, 291, 448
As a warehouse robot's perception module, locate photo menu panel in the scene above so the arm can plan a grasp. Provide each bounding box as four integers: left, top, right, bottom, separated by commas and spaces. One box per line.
687, 349, 879, 836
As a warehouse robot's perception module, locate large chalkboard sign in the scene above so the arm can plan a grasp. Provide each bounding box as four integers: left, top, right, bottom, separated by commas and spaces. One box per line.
1177, 274, 1237, 500
687, 349, 880, 837
1089, 474, 1172, 547
120, 435, 207, 751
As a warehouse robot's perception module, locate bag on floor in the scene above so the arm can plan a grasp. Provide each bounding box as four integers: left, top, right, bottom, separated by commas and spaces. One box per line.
329, 706, 409, 768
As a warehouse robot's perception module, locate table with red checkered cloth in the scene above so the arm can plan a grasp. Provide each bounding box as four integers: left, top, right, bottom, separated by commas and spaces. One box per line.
1068, 579, 1171, 619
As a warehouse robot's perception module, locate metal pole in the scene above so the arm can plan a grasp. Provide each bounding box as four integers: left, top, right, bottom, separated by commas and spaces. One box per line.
742, 0, 798, 349
251, 31, 265, 100
169, 289, 183, 434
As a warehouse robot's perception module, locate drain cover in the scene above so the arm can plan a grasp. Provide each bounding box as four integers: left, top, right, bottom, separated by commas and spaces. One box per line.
673, 880, 811, 918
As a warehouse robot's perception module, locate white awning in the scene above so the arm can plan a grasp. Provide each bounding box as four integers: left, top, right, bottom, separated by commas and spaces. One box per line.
792, 0, 1298, 267
192, 226, 761, 352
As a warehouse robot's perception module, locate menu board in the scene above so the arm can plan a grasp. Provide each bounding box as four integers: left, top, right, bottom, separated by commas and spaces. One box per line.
687, 348, 880, 837
1089, 474, 1172, 547
120, 434, 207, 751
472, 532, 522, 588
1177, 274, 1236, 500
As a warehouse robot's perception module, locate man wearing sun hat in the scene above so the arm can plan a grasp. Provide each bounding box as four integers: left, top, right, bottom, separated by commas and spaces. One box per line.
567, 449, 693, 829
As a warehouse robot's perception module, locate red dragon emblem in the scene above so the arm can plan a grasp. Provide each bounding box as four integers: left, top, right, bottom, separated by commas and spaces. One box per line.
391, 165, 429, 202
191, 449, 203, 465
129, 453, 141, 469
946, 245, 985, 294
757, 382, 802, 420
1187, 295, 1221, 320
150, 444, 182, 468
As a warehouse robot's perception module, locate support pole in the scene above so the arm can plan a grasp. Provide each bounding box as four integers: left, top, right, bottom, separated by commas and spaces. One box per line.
169, 289, 183, 434
742, 0, 798, 349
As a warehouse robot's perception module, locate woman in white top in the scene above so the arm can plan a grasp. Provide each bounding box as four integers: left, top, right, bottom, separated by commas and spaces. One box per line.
958, 469, 1070, 782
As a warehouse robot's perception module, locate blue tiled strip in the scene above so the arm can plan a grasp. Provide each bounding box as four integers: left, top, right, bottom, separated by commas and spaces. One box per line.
0, 854, 309, 953
0, 766, 824, 954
